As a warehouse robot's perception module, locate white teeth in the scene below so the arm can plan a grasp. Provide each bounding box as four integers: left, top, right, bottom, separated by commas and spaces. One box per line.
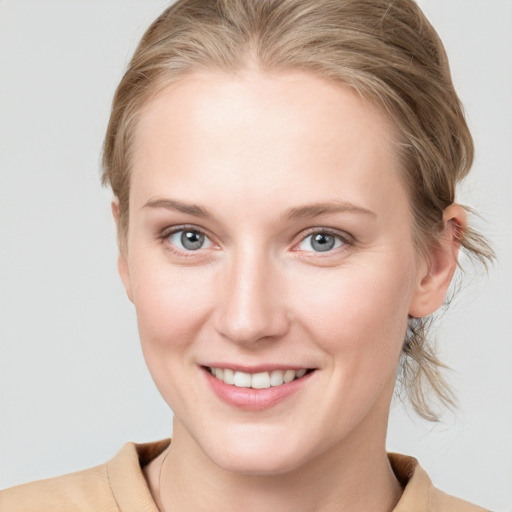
270, 370, 284, 387
251, 372, 271, 389
223, 368, 235, 385
209, 367, 309, 388
283, 369, 296, 383
233, 371, 252, 387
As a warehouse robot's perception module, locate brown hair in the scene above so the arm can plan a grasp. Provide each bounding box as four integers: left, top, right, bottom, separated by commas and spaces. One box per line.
101, 0, 494, 420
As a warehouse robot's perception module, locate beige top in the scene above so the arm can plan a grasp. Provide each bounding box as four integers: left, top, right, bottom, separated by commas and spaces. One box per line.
0, 440, 489, 511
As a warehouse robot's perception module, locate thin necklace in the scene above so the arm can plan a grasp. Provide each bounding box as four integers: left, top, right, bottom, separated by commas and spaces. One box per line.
156, 447, 171, 512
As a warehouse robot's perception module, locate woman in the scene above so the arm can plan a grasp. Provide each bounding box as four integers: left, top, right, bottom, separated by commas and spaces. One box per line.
0, 0, 498, 510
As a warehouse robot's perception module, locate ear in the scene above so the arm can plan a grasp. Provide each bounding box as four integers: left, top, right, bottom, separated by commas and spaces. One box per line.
409, 204, 466, 318
111, 200, 134, 303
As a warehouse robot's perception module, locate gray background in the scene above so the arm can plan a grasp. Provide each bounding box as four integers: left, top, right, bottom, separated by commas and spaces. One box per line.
0, 1, 510, 510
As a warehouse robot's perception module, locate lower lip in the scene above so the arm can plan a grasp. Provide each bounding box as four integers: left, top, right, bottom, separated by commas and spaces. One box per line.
202, 368, 315, 411
202, 368, 314, 411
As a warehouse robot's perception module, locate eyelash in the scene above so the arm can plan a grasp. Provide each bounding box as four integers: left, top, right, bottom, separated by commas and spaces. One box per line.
157, 225, 354, 256
157, 225, 216, 257
294, 228, 353, 255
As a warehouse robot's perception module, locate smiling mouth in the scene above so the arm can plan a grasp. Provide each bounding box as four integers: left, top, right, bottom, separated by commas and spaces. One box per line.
205, 367, 314, 389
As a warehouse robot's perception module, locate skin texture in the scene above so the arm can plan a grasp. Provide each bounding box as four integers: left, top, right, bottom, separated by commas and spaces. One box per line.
115, 70, 464, 512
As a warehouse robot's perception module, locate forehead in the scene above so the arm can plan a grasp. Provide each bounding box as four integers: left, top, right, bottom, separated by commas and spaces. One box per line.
130, 69, 406, 217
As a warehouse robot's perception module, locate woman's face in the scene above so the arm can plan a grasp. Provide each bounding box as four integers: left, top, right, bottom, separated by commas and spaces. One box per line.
119, 70, 440, 475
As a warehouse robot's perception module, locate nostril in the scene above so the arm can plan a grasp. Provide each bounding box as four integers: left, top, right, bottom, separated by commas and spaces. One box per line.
214, 308, 291, 346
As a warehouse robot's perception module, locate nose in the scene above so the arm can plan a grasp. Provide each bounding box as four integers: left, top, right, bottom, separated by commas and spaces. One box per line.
213, 247, 290, 347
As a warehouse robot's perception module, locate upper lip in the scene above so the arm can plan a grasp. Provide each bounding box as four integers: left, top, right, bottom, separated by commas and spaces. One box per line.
201, 363, 314, 373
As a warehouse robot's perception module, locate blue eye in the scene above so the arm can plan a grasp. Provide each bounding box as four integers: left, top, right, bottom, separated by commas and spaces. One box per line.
168, 229, 213, 251
298, 232, 344, 253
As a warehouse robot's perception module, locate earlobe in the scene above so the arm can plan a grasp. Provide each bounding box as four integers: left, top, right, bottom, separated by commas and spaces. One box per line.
111, 199, 134, 303
111, 199, 121, 225
408, 204, 466, 318
117, 253, 134, 303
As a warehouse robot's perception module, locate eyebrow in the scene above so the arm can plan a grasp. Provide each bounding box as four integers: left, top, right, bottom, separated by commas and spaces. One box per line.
282, 201, 376, 220
143, 198, 212, 217
143, 198, 375, 220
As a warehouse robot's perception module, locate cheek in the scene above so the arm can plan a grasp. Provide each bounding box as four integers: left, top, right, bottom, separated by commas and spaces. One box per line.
128, 260, 218, 412
291, 257, 415, 359
129, 260, 214, 353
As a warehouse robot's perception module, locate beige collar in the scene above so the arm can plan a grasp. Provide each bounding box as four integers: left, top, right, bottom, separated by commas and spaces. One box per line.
107, 441, 487, 512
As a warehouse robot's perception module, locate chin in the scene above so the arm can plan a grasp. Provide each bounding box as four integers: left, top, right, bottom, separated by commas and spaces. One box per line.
200, 427, 308, 476
212, 449, 303, 476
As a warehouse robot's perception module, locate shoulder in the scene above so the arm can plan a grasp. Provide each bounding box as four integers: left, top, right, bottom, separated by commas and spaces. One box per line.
428, 487, 490, 512
0, 463, 117, 512
0, 440, 169, 512
389, 453, 490, 512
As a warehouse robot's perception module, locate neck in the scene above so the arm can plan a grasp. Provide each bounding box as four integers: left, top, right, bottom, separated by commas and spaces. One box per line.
149, 410, 402, 512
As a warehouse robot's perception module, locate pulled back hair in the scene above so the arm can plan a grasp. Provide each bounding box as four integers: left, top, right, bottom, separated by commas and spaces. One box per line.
102, 0, 494, 420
